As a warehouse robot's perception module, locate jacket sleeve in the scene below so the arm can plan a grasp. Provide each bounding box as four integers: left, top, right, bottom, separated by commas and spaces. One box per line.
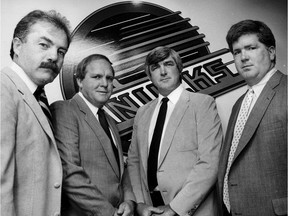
126, 108, 147, 204
1, 74, 17, 216
51, 101, 116, 216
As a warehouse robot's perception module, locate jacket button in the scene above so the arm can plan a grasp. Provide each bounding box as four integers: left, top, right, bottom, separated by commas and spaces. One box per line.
54, 182, 61, 189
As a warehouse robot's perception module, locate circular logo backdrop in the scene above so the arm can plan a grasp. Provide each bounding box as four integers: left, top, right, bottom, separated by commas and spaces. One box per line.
61, 1, 244, 152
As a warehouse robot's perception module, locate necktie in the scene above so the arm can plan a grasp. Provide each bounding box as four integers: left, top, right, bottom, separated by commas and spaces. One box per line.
223, 89, 254, 212
34, 87, 53, 128
148, 97, 169, 191
97, 108, 120, 167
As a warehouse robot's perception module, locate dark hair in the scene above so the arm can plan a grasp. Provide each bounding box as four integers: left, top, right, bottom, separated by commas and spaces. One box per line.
226, 20, 276, 63
10, 9, 71, 59
75, 54, 114, 80
145, 46, 183, 78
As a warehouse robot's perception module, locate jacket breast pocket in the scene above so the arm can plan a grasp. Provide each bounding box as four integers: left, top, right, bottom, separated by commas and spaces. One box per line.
272, 197, 287, 216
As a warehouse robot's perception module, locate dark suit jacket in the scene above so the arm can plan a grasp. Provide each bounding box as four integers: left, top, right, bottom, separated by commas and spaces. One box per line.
218, 71, 287, 216
51, 93, 135, 216
127, 90, 223, 216
1, 67, 62, 216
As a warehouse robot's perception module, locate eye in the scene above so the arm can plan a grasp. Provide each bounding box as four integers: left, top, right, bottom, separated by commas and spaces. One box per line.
233, 50, 240, 56
165, 61, 174, 66
107, 76, 114, 82
150, 64, 159, 71
248, 46, 256, 50
39, 43, 49, 49
58, 49, 66, 57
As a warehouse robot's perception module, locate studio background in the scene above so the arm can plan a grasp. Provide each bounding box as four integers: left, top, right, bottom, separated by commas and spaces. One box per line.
1, 0, 287, 135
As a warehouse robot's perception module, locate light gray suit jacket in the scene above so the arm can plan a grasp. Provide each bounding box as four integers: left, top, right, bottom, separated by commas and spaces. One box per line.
127, 89, 223, 216
1, 67, 63, 216
218, 71, 287, 216
51, 93, 135, 216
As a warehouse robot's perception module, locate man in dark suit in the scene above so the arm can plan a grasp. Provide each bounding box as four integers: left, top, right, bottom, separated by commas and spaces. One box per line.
218, 20, 287, 216
1, 10, 71, 216
126, 46, 223, 216
51, 54, 135, 216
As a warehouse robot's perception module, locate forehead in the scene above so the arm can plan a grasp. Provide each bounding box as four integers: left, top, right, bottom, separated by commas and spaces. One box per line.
86, 59, 114, 75
233, 34, 260, 47
28, 21, 68, 44
151, 54, 175, 65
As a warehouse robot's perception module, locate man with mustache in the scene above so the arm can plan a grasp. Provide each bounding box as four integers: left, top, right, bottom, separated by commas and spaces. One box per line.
1, 9, 71, 216
51, 54, 135, 216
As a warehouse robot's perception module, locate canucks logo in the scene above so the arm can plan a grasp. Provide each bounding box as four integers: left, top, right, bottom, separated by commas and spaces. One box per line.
61, 1, 245, 152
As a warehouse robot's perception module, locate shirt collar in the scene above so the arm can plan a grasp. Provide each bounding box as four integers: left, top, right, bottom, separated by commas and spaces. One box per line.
10, 61, 38, 94
249, 67, 277, 98
78, 92, 99, 115
158, 84, 184, 105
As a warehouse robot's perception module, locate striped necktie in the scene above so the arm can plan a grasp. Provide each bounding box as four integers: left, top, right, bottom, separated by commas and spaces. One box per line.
34, 87, 53, 128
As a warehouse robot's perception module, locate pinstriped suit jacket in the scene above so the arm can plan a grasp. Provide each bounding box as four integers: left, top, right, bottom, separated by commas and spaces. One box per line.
51, 93, 135, 216
218, 71, 287, 216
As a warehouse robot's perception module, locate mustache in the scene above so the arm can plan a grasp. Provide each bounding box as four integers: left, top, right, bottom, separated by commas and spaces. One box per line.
39, 62, 59, 74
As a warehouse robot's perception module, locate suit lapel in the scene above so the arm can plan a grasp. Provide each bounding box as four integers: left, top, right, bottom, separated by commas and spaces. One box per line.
73, 94, 120, 178
141, 100, 158, 175
3, 68, 55, 143
232, 71, 282, 163
158, 90, 189, 167
107, 114, 124, 176
218, 95, 243, 192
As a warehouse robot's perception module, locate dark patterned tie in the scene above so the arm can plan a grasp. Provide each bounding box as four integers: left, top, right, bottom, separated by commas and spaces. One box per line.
148, 97, 169, 191
34, 87, 53, 129
97, 108, 120, 167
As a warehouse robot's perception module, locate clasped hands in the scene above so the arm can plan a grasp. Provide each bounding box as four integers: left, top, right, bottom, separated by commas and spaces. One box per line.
137, 203, 177, 216
114, 200, 136, 216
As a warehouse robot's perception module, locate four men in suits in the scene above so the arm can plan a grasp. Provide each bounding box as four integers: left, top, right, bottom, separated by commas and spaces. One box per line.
217, 20, 287, 216
2, 11, 285, 216
51, 54, 135, 216
1, 10, 71, 216
126, 46, 223, 216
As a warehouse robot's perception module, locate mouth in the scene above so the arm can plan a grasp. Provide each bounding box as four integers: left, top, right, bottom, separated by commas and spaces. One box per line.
160, 77, 170, 82
97, 91, 108, 94
242, 65, 252, 70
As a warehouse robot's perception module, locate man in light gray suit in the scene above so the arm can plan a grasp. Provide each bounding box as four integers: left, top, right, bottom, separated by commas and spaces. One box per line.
127, 46, 223, 216
217, 20, 287, 216
51, 54, 135, 216
1, 10, 71, 216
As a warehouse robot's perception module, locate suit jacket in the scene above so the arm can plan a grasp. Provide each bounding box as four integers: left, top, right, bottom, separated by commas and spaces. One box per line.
218, 71, 287, 216
127, 89, 223, 216
1, 67, 62, 216
51, 93, 135, 216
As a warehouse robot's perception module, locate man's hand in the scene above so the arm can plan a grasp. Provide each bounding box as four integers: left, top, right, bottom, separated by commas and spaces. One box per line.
157, 205, 176, 216
137, 203, 164, 216
114, 200, 135, 216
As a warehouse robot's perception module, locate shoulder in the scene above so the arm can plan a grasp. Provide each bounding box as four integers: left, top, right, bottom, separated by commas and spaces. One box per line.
137, 99, 156, 114
184, 90, 215, 105
50, 97, 79, 115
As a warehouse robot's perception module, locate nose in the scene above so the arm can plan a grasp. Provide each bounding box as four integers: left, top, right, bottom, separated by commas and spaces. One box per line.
100, 77, 108, 87
240, 50, 248, 62
47, 48, 58, 62
160, 65, 167, 75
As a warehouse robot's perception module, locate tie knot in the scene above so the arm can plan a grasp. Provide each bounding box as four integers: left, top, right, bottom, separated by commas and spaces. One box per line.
246, 88, 254, 99
98, 108, 105, 115
162, 97, 169, 103
34, 87, 45, 101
